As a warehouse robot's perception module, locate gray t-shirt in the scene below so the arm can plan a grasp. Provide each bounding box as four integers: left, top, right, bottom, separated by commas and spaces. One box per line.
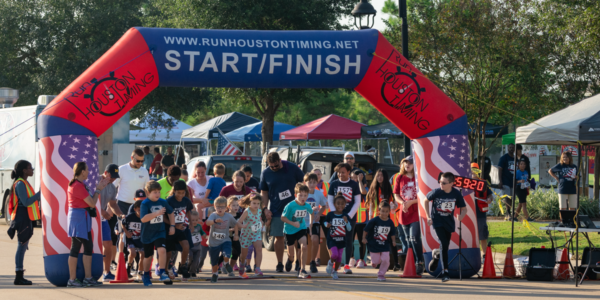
207, 212, 237, 247
100, 183, 117, 213
306, 191, 327, 224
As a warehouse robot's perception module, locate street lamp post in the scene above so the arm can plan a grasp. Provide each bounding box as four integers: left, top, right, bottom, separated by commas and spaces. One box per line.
399, 0, 411, 157
351, 0, 377, 29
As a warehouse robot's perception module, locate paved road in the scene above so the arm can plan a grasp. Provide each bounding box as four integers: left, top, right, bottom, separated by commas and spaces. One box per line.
1, 224, 598, 299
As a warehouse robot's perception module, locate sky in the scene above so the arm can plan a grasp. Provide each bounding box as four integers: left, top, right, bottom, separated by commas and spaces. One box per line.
341, 0, 391, 32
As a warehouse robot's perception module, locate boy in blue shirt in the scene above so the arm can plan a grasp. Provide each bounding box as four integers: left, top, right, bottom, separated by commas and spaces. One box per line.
140, 181, 175, 286
281, 183, 313, 279
204, 163, 227, 205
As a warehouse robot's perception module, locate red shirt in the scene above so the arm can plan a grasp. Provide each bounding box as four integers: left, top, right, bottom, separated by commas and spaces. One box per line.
149, 153, 163, 175
219, 184, 252, 200
68, 180, 91, 209
393, 175, 419, 225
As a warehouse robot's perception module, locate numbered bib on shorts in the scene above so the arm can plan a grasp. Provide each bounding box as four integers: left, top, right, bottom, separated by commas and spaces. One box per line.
150, 215, 163, 224
294, 210, 307, 219
278, 189, 292, 200
192, 233, 202, 244
212, 232, 226, 240
251, 222, 261, 232
331, 218, 346, 227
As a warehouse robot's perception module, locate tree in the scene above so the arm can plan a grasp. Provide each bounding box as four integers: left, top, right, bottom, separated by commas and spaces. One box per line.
383, 0, 566, 167
144, 0, 358, 152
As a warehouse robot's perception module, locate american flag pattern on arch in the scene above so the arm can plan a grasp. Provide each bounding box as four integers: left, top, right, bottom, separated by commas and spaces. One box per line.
39, 134, 103, 257
413, 134, 479, 253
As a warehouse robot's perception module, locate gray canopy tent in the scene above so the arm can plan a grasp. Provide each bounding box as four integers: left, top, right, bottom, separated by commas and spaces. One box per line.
516, 93, 600, 286
182, 112, 259, 154
360, 122, 404, 164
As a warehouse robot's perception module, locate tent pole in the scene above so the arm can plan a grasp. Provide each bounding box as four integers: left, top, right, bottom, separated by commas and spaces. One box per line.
387, 139, 393, 164
174, 136, 183, 165
576, 143, 582, 287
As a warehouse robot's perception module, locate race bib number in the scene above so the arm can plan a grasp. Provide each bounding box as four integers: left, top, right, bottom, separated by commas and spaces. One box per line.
331, 218, 346, 227
279, 189, 292, 200
175, 212, 186, 223
251, 222, 261, 232
128, 222, 141, 231
150, 215, 163, 224
212, 232, 226, 240
377, 226, 391, 235
439, 200, 456, 213
294, 210, 308, 218
192, 233, 202, 244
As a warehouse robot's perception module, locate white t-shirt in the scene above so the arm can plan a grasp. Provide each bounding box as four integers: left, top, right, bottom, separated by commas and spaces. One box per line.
187, 176, 213, 200
114, 163, 150, 204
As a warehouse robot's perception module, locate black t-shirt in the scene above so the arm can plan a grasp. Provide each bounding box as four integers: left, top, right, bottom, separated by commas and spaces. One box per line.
161, 154, 175, 175
473, 156, 492, 183
325, 212, 351, 249
245, 177, 260, 193
259, 160, 304, 217
167, 196, 194, 226
551, 163, 578, 194
498, 153, 515, 187
328, 179, 361, 219
123, 211, 143, 248
364, 216, 396, 253
426, 188, 466, 233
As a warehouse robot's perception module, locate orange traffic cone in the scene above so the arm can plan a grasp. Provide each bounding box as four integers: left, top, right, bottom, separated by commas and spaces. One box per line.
555, 248, 570, 280
502, 247, 517, 278
110, 252, 133, 283
400, 248, 422, 278
482, 245, 500, 279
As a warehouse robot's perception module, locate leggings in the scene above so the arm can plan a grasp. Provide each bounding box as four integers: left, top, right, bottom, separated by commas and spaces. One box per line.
246, 244, 257, 261
371, 252, 390, 276
329, 246, 345, 264
70, 232, 93, 257
353, 223, 366, 260
344, 221, 356, 265
434, 227, 452, 271
15, 240, 29, 271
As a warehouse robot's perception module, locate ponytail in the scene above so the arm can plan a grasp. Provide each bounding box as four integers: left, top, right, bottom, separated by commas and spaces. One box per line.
69, 162, 88, 186
10, 160, 31, 197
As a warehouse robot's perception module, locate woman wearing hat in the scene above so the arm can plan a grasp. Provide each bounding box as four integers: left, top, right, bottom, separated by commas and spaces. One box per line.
471, 162, 493, 261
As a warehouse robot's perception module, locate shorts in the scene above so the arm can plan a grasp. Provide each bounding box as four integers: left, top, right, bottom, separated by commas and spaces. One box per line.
165, 226, 187, 251
311, 223, 321, 237
269, 217, 284, 237
477, 215, 489, 241
515, 188, 528, 204
101, 220, 112, 242
209, 241, 232, 266
285, 229, 308, 246
144, 238, 166, 258
117, 201, 132, 216
107, 215, 119, 245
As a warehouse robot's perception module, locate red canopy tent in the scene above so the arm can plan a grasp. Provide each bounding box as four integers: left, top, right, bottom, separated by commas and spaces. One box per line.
279, 114, 365, 140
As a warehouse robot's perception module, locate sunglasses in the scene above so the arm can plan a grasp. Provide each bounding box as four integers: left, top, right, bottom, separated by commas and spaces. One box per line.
439, 181, 452, 185
135, 159, 144, 163
345, 157, 355, 160
269, 164, 280, 171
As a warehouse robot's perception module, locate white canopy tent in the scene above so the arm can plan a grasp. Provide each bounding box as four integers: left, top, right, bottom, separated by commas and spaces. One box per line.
130, 110, 206, 144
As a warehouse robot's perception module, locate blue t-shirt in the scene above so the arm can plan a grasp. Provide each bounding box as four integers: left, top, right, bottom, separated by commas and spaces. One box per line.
259, 160, 304, 217
140, 198, 173, 244
364, 216, 396, 253
324, 212, 352, 249
516, 170, 529, 191
551, 163, 578, 194
426, 188, 466, 233
328, 179, 361, 219
498, 153, 515, 187
281, 200, 313, 235
206, 177, 227, 202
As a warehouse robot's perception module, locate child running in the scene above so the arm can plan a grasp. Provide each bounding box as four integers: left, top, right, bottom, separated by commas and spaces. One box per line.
165, 180, 195, 281
324, 192, 352, 280
281, 183, 314, 279
187, 210, 206, 277
362, 201, 397, 281
206, 196, 238, 283
140, 181, 175, 286
123, 199, 144, 282
226, 196, 242, 276
237, 194, 264, 277
305, 173, 328, 274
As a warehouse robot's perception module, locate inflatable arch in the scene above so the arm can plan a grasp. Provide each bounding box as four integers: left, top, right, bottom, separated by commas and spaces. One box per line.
38, 27, 478, 285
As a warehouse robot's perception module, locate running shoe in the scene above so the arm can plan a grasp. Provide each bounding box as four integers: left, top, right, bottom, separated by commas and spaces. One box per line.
442, 272, 450, 282
224, 262, 234, 274
298, 270, 311, 279
416, 262, 425, 275
111, 261, 118, 271
233, 264, 239, 272
254, 267, 263, 277
295, 260, 301, 272
221, 264, 227, 275
126, 266, 133, 279
190, 272, 196, 278
159, 272, 171, 282
211, 274, 218, 283
326, 260, 333, 275
135, 273, 143, 283
142, 274, 152, 286
102, 272, 115, 282
357, 259, 366, 269
245, 264, 253, 273
377, 275, 386, 281
310, 261, 318, 273
276, 262, 284, 273
429, 249, 440, 272
168, 269, 175, 279
181, 277, 188, 283
349, 257, 357, 268
527, 217, 535, 222
343, 265, 353, 274
331, 271, 339, 280
239, 270, 249, 279
67, 279, 85, 288
315, 258, 321, 267
285, 259, 293, 272
83, 277, 103, 287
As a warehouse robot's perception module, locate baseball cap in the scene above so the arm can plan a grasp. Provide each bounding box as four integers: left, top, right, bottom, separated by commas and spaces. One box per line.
134, 189, 146, 201
344, 152, 355, 159
403, 155, 413, 163
105, 164, 120, 179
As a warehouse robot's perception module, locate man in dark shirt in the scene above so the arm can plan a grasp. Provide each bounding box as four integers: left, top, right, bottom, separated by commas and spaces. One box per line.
161, 147, 175, 177
472, 156, 492, 183
260, 152, 304, 273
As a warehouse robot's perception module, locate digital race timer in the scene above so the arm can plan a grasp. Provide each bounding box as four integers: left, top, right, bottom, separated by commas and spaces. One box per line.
437, 173, 487, 192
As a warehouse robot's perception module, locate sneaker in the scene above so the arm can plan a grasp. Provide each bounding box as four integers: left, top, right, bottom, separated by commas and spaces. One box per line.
285, 259, 293, 272
171, 267, 178, 277
111, 261, 118, 271
393, 264, 401, 272
343, 265, 353, 274
429, 249, 440, 272
349, 257, 357, 268
527, 217, 535, 222
326, 260, 333, 275
239, 270, 249, 279
357, 259, 366, 269
315, 258, 321, 267
442, 272, 450, 282
276, 262, 284, 273
416, 263, 425, 275
224, 262, 234, 274
295, 260, 301, 272
254, 267, 263, 277
245, 264, 253, 273
83, 277, 103, 287
190, 272, 196, 278
135, 274, 143, 283
102, 272, 115, 282
159, 272, 171, 282
233, 264, 239, 272
211, 274, 218, 283
142, 274, 152, 286
331, 271, 339, 280
310, 261, 318, 273
377, 275, 386, 281
67, 279, 85, 288
228, 271, 235, 277
181, 277, 188, 283
126, 266, 133, 279
298, 270, 311, 279
168, 269, 175, 279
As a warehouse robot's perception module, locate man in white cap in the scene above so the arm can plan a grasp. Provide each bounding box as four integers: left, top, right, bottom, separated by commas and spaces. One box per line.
329, 152, 367, 185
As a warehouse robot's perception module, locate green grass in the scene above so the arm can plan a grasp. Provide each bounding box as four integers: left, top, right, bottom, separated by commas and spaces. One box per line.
487, 221, 600, 258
